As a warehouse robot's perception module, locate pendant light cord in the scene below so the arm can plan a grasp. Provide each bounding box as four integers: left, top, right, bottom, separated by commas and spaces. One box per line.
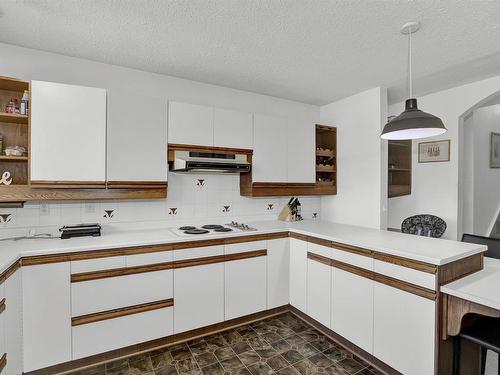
408, 25, 413, 98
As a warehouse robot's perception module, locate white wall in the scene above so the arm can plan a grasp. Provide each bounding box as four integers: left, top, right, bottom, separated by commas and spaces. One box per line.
470, 105, 500, 235
319, 87, 388, 229
462, 113, 474, 234
388, 75, 500, 240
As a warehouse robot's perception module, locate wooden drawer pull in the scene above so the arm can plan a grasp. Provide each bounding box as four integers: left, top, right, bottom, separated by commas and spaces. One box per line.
72, 298, 174, 326
0, 353, 6, 374
0, 299, 5, 315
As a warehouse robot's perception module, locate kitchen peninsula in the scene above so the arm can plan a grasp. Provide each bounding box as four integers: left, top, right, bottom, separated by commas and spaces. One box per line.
0, 220, 486, 375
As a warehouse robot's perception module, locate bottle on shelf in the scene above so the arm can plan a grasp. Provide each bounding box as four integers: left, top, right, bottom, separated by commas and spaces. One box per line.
20, 90, 29, 115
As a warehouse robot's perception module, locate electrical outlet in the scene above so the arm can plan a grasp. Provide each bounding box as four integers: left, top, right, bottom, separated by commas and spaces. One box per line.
39, 203, 49, 216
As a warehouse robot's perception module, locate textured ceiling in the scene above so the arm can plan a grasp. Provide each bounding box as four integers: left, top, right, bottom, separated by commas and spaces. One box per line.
0, 0, 500, 105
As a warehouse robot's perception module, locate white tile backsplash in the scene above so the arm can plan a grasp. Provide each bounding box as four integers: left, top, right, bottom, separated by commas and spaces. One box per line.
0, 173, 321, 233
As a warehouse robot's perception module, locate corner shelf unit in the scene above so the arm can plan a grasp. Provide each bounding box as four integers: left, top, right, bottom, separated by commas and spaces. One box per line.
0, 76, 30, 187
388, 140, 412, 198
315, 124, 337, 194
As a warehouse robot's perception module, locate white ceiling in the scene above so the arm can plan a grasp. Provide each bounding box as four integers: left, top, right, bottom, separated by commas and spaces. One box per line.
0, 1, 500, 105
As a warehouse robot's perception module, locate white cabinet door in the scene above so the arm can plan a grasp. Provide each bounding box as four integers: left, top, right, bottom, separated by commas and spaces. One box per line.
373, 282, 436, 375
107, 90, 167, 182
0, 284, 4, 361
287, 119, 315, 183
252, 114, 287, 182
225, 256, 267, 320
4, 270, 22, 375
307, 257, 331, 327
174, 263, 224, 333
31, 80, 106, 183
168, 101, 213, 146
267, 238, 290, 308
289, 238, 308, 312
213, 108, 253, 149
22, 263, 72, 372
331, 268, 373, 354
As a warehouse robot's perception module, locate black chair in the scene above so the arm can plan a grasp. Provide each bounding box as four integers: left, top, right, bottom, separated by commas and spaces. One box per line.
452, 234, 500, 375
401, 214, 447, 238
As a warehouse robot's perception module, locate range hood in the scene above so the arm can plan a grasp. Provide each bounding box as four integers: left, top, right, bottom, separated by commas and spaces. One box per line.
170, 150, 251, 174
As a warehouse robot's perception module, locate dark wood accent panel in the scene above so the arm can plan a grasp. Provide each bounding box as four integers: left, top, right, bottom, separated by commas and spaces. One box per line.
331, 259, 373, 281
289, 232, 310, 242
0, 185, 166, 203
31, 181, 106, 189
71, 299, 174, 326
438, 253, 484, 286
331, 241, 373, 258
0, 260, 21, 284
71, 262, 174, 283
223, 232, 289, 244
224, 250, 267, 262
0, 353, 6, 374
288, 305, 402, 375
239, 181, 336, 197
0, 298, 5, 315
27, 305, 288, 375
168, 143, 253, 158
307, 252, 331, 266
107, 181, 168, 189
373, 252, 437, 274
304, 234, 332, 248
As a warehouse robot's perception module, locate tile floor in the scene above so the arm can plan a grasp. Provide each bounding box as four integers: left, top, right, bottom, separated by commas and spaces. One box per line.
69, 312, 385, 375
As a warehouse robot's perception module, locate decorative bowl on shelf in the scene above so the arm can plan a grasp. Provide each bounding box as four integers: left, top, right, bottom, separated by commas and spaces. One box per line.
4, 146, 26, 156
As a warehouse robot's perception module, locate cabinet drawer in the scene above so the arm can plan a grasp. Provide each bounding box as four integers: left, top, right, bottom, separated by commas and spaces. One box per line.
373, 260, 436, 290
174, 245, 224, 261
126, 251, 173, 267
225, 240, 266, 255
72, 305, 173, 359
331, 246, 372, 271
72, 269, 173, 316
71, 256, 126, 273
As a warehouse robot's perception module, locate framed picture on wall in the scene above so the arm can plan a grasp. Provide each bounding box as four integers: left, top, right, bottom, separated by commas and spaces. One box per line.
491, 132, 500, 168
418, 140, 451, 163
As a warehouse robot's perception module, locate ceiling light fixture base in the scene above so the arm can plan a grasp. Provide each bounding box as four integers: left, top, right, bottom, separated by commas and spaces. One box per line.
401, 21, 420, 35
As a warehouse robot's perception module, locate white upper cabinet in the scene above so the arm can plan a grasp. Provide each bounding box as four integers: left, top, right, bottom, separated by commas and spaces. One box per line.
287, 119, 315, 183
31, 80, 106, 184
107, 90, 167, 182
213, 108, 253, 149
252, 114, 287, 183
168, 101, 213, 146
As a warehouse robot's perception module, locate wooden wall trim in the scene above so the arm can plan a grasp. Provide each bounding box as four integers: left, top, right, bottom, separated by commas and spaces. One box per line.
0, 353, 6, 374
168, 143, 253, 156
0, 298, 5, 315
71, 298, 174, 326
107, 181, 168, 189
71, 261, 174, 283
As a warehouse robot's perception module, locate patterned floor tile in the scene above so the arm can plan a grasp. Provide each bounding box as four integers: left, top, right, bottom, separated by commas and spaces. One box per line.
281, 350, 304, 365
232, 341, 253, 354
271, 339, 293, 354
214, 346, 236, 361
194, 353, 218, 368
246, 362, 274, 375
238, 350, 261, 366
220, 356, 245, 372
334, 357, 365, 374
106, 364, 129, 375
176, 358, 200, 374
276, 366, 302, 375
200, 362, 224, 375
266, 355, 289, 371
151, 352, 174, 370
129, 356, 154, 373
155, 365, 179, 375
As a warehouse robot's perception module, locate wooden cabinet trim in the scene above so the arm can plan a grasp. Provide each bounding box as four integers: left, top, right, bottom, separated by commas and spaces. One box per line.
168, 143, 253, 157
0, 353, 6, 374
438, 253, 483, 285
330, 241, 373, 258
106, 181, 168, 189
173, 254, 227, 269
224, 249, 267, 262
0, 298, 5, 315
373, 252, 437, 274
71, 261, 174, 283
71, 298, 174, 326
307, 252, 331, 266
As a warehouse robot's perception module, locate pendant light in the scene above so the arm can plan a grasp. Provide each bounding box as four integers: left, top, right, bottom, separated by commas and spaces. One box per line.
381, 22, 447, 140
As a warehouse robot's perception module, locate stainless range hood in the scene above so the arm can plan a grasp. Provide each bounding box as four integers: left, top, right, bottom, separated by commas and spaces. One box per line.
170, 150, 251, 174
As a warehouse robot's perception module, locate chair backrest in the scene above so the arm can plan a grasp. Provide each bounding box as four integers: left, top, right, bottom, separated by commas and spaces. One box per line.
401, 214, 447, 238
461, 233, 500, 260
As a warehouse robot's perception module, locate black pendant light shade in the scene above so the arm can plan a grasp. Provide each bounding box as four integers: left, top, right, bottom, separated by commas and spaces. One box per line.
381, 98, 447, 140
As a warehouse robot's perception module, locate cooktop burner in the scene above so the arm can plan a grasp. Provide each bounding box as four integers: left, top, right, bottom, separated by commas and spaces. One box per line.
184, 229, 210, 235
214, 227, 233, 232
179, 226, 197, 230
201, 224, 225, 230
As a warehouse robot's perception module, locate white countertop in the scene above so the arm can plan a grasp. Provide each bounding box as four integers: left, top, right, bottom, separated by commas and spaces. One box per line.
441, 257, 500, 310
0, 219, 486, 275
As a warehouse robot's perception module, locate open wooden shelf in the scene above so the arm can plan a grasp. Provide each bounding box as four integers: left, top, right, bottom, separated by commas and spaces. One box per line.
0, 112, 29, 124
388, 140, 411, 198
315, 124, 337, 193
0, 155, 28, 161
316, 165, 335, 173
316, 149, 335, 157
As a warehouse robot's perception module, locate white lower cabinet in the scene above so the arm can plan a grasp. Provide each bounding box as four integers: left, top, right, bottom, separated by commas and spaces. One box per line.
174, 262, 225, 333
306, 257, 331, 327
289, 238, 308, 312
331, 267, 373, 354
373, 282, 436, 375
224, 252, 267, 320
267, 238, 290, 308
72, 307, 173, 359
4, 270, 22, 375
22, 263, 72, 372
